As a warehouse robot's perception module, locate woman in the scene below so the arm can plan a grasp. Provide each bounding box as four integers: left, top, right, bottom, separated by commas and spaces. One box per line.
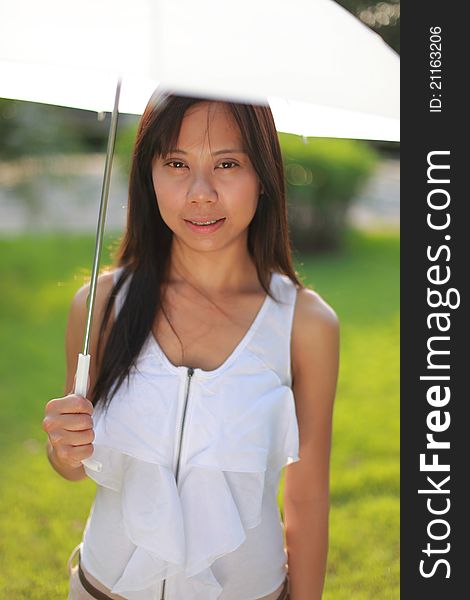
43, 88, 340, 600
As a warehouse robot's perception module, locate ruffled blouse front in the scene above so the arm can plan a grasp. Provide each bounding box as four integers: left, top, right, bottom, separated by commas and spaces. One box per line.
81, 271, 300, 600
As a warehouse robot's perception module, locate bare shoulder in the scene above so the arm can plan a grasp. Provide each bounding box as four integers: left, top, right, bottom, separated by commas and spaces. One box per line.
71, 270, 116, 317
291, 285, 340, 385
292, 285, 340, 344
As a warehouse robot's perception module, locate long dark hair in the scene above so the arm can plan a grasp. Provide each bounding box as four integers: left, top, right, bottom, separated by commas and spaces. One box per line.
90, 87, 305, 412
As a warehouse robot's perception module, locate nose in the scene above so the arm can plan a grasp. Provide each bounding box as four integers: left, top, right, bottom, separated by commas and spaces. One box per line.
187, 170, 218, 204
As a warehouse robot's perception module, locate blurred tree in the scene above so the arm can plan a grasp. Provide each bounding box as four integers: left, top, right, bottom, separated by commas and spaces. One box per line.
280, 133, 379, 252
0, 99, 92, 159
336, 0, 400, 53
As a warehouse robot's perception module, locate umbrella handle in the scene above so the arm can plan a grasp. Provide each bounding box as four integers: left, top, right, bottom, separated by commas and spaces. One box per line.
74, 353, 102, 473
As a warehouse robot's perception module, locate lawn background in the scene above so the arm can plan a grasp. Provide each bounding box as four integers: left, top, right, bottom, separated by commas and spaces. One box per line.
0, 227, 399, 598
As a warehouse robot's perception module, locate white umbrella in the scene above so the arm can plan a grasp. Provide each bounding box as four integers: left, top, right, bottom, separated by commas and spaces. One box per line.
0, 0, 399, 140
0, 0, 399, 472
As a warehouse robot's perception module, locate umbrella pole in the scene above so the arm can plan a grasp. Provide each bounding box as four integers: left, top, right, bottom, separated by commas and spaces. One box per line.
76, 78, 122, 473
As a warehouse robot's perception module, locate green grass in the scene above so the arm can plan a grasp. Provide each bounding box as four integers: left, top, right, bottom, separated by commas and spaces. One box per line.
0, 228, 399, 598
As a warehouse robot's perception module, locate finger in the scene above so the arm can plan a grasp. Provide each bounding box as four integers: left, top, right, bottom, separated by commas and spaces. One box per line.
46, 395, 93, 416
50, 427, 94, 448
56, 442, 94, 467
69, 428, 95, 446
61, 412, 94, 432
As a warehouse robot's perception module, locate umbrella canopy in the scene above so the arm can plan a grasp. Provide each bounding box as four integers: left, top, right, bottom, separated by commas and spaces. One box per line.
0, 0, 399, 141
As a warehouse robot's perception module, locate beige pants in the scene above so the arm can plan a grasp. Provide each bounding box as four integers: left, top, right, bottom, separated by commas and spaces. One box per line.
67, 543, 289, 600
67, 544, 127, 600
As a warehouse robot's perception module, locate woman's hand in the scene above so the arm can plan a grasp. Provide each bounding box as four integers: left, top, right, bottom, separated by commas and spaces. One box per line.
42, 392, 94, 470
42, 371, 94, 480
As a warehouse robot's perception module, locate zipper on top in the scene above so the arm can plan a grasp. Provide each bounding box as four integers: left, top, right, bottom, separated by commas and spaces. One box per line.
160, 366, 195, 600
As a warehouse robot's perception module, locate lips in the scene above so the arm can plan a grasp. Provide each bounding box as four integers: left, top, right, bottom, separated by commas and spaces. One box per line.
184, 217, 226, 233
184, 217, 225, 224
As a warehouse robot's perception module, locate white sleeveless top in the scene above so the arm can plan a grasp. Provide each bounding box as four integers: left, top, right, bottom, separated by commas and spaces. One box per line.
80, 266, 300, 600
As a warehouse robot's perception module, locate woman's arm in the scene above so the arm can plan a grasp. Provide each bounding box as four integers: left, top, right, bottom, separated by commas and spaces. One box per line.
44, 272, 115, 481
284, 288, 340, 600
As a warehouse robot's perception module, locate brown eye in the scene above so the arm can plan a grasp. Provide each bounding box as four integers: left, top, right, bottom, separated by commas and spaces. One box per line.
218, 161, 238, 169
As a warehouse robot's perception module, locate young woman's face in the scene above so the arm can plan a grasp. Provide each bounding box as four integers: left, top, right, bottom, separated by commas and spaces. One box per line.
152, 101, 262, 250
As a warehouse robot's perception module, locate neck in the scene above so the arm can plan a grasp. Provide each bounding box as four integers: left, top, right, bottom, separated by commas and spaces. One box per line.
166, 236, 259, 296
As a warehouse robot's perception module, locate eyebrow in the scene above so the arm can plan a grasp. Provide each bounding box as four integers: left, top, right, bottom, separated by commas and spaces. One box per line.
167, 148, 246, 156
